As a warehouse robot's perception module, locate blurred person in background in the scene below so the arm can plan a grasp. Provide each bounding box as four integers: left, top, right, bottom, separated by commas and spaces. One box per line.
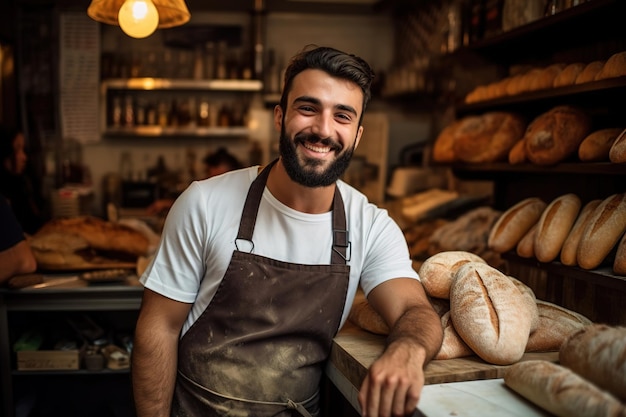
147, 147, 242, 215
0, 124, 45, 235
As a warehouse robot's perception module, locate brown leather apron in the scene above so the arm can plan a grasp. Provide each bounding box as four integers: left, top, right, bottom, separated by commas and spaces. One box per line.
173, 159, 351, 417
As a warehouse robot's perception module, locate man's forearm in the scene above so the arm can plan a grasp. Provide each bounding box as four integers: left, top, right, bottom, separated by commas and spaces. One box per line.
387, 304, 443, 365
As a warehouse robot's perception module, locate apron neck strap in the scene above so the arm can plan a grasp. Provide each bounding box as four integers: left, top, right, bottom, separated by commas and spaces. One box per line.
236, 158, 350, 265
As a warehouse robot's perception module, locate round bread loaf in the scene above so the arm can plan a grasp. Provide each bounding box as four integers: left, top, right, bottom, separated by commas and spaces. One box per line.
508, 275, 539, 332
524, 106, 592, 166
578, 128, 623, 161
553, 62, 585, 88
508, 138, 527, 164
450, 262, 533, 365
418, 250, 487, 299
504, 360, 626, 417
516, 223, 537, 258
614, 232, 626, 275
432, 119, 462, 163
488, 197, 547, 253
560, 199, 602, 266
595, 51, 626, 81
435, 311, 473, 360
453, 112, 526, 163
560, 324, 626, 402
526, 300, 592, 352
527, 63, 565, 91
575, 60, 605, 84
577, 193, 626, 270
534, 193, 581, 263
609, 128, 626, 163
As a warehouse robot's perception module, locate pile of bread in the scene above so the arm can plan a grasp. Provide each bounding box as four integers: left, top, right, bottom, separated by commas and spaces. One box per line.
432, 105, 626, 165
464, 50, 626, 103
349, 250, 592, 365
504, 324, 626, 417
29, 216, 153, 269
488, 193, 626, 275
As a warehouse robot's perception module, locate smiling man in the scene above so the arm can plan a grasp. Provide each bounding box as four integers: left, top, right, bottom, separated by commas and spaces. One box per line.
132, 45, 443, 417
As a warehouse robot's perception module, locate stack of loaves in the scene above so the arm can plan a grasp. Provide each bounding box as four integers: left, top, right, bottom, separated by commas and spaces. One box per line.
504, 324, 626, 417
348, 250, 592, 365
487, 193, 626, 275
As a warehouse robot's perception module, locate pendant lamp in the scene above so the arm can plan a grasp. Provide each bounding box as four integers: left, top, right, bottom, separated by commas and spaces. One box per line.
87, 0, 190, 39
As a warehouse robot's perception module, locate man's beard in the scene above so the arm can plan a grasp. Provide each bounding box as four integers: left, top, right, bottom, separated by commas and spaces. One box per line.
279, 123, 356, 187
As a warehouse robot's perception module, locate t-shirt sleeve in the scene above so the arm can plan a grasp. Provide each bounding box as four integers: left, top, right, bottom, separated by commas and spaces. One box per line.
0, 196, 25, 251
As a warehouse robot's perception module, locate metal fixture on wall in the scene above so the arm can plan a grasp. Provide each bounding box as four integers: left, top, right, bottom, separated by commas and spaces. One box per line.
87, 0, 191, 39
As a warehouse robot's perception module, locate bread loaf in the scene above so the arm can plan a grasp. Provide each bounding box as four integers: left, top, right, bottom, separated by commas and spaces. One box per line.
488, 197, 546, 253
559, 324, 626, 402
516, 223, 537, 258
615, 232, 626, 275
577, 193, 626, 270
575, 60, 605, 84
508, 138, 527, 165
418, 251, 487, 299
504, 360, 626, 417
434, 311, 473, 360
524, 106, 592, 166
36, 216, 150, 256
595, 51, 626, 81
527, 64, 565, 91
452, 112, 526, 163
432, 120, 462, 163
450, 262, 533, 365
553, 62, 585, 88
609, 128, 626, 163
534, 193, 581, 263
348, 299, 389, 335
560, 199, 602, 266
526, 300, 592, 352
578, 128, 623, 162
508, 275, 539, 332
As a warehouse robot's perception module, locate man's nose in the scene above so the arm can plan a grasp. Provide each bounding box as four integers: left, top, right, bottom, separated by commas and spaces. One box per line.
311, 112, 333, 139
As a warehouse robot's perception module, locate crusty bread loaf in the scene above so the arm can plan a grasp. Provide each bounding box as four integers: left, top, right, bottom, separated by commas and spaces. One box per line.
534, 193, 582, 263
575, 60, 605, 84
577, 193, 626, 270
524, 106, 592, 166
450, 262, 533, 365
348, 298, 389, 335
432, 119, 462, 163
516, 223, 537, 258
418, 251, 487, 299
578, 128, 623, 162
595, 51, 626, 81
434, 311, 474, 360
508, 275, 539, 332
452, 112, 526, 163
488, 197, 547, 253
527, 64, 565, 91
504, 360, 626, 417
508, 138, 527, 165
526, 300, 592, 352
553, 62, 585, 88
560, 324, 626, 402
615, 232, 626, 275
609, 128, 626, 163
36, 216, 150, 257
560, 199, 602, 266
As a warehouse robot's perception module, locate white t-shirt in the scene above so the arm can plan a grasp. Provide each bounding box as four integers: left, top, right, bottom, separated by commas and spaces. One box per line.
140, 166, 419, 335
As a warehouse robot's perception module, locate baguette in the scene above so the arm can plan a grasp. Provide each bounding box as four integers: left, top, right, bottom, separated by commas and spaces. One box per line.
418, 251, 487, 299
559, 324, 626, 402
615, 232, 626, 275
504, 360, 626, 417
488, 197, 546, 253
516, 223, 537, 258
578, 128, 623, 162
525, 300, 592, 352
559, 199, 602, 266
534, 193, 581, 263
577, 193, 626, 270
450, 262, 533, 365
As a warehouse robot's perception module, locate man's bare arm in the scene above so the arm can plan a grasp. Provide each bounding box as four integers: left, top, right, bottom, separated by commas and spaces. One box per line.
0, 239, 37, 283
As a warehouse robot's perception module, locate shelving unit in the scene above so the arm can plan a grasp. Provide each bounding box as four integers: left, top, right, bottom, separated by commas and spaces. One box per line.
0, 280, 144, 417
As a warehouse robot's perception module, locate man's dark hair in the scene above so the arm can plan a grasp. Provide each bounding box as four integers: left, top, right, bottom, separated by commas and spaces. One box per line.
279, 45, 375, 123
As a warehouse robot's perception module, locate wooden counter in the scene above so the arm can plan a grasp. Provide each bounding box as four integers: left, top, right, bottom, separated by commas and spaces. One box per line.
327, 322, 558, 416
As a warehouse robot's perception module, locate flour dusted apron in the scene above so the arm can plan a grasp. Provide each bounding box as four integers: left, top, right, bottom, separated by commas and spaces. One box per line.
173, 160, 351, 417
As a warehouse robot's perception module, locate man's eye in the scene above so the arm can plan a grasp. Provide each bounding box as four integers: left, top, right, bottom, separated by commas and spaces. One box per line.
299, 105, 315, 112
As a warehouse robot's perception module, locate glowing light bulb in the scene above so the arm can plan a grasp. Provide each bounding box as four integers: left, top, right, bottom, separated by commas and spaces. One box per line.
118, 0, 159, 39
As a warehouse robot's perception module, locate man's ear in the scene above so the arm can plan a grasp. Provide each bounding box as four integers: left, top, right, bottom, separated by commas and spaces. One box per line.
273, 105, 283, 132
354, 125, 364, 150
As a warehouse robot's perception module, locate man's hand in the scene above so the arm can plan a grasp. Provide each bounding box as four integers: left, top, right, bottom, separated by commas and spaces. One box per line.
359, 339, 426, 417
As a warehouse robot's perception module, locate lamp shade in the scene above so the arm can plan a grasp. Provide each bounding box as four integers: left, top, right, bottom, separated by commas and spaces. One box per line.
87, 0, 190, 29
